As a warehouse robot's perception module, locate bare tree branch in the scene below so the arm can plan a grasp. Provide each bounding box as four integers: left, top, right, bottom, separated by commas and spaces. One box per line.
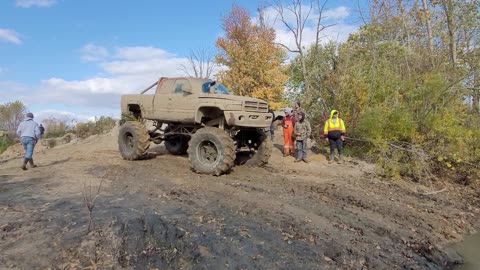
179, 48, 216, 78
83, 177, 104, 232
273, 0, 331, 112
273, 42, 301, 53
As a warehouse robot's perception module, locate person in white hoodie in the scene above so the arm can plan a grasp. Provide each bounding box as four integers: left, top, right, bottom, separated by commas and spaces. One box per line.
16, 112, 41, 170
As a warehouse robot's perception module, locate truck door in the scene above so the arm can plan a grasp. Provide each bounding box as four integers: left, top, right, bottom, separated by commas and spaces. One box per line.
166, 78, 197, 123
152, 79, 173, 119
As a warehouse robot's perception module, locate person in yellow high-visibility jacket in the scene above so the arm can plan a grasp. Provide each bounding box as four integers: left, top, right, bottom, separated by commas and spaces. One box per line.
323, 110, 346, 164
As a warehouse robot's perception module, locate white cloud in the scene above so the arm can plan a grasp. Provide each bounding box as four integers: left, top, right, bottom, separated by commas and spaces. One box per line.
15, 0, 57, 8
101, 57, 187, 76
80, 43, 109, 62
35, 109, 91, 124
34, 109, 120, 124
323, 6, 350, 20
42, 77, 120, 94
44, 45, 192, 97
0, 81, 31, 102
0, 28, 22, 44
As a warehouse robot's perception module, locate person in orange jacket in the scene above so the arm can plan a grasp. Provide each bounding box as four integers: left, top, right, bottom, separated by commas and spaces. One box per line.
282, 108, 295, 157
323, 110, 346, 164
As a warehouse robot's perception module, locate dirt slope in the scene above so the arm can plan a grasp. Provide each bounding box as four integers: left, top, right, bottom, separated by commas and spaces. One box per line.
0, 127, 479, 269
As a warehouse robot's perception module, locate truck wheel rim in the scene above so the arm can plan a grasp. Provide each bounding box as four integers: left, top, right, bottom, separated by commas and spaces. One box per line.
197, 140, 219, 166
125, 132, 134, 149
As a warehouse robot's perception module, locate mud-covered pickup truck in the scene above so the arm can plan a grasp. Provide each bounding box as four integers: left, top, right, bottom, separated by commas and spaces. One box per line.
118, 77, 273, 175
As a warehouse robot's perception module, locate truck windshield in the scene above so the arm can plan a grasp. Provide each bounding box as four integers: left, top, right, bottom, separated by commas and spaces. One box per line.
202, 81, 230, 94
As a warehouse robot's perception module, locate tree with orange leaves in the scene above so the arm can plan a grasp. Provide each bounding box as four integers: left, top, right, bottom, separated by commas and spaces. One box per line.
215, 5, 288, 109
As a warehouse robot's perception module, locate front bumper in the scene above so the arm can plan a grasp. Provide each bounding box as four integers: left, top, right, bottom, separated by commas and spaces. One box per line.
224, 111, 272, 128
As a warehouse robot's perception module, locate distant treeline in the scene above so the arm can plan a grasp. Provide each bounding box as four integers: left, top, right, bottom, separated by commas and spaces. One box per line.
0, 101, 116, 154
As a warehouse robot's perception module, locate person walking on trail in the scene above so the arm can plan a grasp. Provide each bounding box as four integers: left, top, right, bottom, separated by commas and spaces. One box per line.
282, 108, 295, 157
16, 112, 41, 170
323, 109, 346, 164
39, 124, 45, 137
268, 109, 275, 141
294, 112, 311, 163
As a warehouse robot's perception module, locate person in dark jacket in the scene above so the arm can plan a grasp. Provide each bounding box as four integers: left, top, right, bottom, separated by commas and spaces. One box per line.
293, 101, 306, 122
294, 112, 311, 163
16, 112, 41, 170
39, 124, 45, 136
268, 109, 275, 140
323, 110, 346, 164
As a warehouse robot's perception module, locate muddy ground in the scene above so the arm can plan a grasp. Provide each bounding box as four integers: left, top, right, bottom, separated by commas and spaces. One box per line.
1, 128, 479, 269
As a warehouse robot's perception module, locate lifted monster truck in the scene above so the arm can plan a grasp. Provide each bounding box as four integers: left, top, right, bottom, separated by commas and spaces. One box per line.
118, 77, 273, 176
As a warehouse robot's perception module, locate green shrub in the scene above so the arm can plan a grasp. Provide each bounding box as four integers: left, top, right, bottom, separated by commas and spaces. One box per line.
0, 136, 14, 154
44, 130, 66, 139
74, 117, 116, 139
46, 138, 57, 149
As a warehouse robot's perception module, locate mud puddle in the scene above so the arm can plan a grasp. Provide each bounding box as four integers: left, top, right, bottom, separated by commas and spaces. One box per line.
455, 232, 480, 270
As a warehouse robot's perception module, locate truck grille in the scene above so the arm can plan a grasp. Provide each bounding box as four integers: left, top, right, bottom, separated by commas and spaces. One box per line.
244, 101, 268, 113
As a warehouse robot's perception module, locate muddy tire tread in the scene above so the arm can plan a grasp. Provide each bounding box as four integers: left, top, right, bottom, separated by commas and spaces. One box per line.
245, 130, 272, 166
187, 127, 235, 176
118, 121, 150, 160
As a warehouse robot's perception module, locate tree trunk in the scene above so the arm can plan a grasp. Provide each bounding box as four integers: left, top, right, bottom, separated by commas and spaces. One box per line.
421, 0, 433, 52
442, 0, 457, 65
474, 74, 480, 113
397, 0, 410, 48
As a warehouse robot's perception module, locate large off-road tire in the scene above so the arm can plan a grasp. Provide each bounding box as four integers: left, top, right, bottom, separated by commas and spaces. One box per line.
187, 127, 235, 176
234, 129, 272, 166
118, 121, 150, 160
244, 129, 272, 166
165, 135, 190, 155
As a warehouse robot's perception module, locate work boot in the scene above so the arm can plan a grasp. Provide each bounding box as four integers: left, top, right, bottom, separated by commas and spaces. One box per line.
21, 159, 28, 170
283, 152, 288, 157
294, 159, 302, 162
28, 158, 37, 168
338, 155, 344, 164
302, 158, 310, 163
328, 154, 334, 164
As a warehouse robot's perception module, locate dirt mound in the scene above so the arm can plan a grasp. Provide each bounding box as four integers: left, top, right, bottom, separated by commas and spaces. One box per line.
40, 133, 78, 148
0, 143, 24, 160
1, 139, 55, 160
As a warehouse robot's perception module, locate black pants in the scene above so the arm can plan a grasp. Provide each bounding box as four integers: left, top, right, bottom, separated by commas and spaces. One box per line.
329, 138, 343, 155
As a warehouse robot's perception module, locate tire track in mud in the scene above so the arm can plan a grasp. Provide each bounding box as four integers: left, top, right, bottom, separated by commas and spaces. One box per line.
214, 171, 446, 269
95, 163, 332, 269
96, 160, 456, 270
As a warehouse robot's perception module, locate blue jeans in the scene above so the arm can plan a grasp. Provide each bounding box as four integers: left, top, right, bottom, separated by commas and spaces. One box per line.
296, 139, 307, 160
21, 137, 35, 159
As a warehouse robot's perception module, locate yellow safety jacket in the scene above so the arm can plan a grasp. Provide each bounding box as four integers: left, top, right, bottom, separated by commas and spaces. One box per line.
323, 110, 346, 139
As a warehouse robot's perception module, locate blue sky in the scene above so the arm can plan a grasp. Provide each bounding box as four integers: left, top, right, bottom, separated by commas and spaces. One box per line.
0, 0, 362, 123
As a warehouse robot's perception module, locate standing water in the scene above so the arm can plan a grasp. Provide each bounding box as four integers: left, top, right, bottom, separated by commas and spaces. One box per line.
455, 233, 480, 270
